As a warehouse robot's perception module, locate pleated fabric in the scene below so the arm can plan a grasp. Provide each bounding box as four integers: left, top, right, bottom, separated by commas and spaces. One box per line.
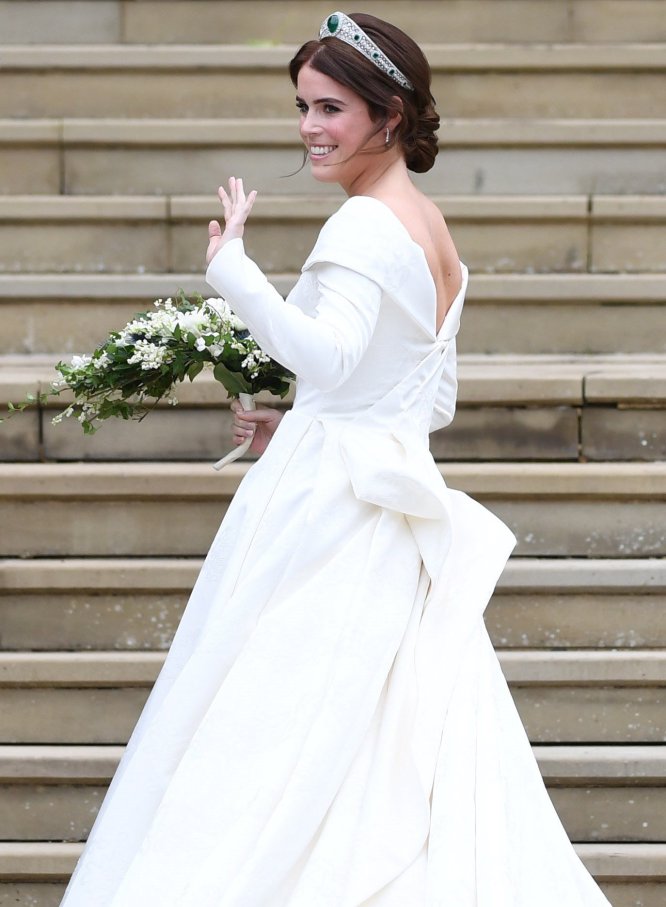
60, 196, 612, 906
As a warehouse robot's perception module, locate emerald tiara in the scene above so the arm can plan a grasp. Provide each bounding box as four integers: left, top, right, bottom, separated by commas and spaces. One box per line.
319, 11, 414, 91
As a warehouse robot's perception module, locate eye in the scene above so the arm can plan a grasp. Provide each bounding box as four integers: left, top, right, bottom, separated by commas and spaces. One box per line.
296, 101, 308, 114
323, 104, 340, 114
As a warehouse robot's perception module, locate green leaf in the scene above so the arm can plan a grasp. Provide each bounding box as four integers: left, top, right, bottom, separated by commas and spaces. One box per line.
213, 362, 251, 396
187, 360, 204, 382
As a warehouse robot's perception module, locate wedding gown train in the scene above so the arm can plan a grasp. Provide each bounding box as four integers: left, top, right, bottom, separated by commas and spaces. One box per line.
60, 196, 612, 905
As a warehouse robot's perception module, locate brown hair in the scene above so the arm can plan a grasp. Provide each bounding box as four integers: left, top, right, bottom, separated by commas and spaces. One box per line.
288, 12, 439, 173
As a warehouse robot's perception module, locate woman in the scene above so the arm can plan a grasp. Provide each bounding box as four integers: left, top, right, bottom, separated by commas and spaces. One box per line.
60, 12, 612, 906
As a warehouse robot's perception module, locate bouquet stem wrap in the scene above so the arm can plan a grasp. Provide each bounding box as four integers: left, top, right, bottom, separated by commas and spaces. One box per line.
213, 392, 256, 471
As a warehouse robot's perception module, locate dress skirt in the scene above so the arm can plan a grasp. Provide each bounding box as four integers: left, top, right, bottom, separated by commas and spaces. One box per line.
59, 409, 612, 906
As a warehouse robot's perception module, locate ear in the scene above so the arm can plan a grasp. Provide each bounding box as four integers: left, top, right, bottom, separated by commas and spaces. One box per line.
387, 95, 404, 131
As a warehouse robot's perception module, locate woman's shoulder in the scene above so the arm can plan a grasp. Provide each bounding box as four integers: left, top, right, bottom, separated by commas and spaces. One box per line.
301, 196, 416, 277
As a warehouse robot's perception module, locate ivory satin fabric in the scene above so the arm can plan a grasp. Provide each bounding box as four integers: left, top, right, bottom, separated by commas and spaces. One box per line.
60, 196, 612, 905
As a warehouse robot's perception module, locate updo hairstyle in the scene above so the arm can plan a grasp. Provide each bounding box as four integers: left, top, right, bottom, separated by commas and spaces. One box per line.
289, 12, 439, 173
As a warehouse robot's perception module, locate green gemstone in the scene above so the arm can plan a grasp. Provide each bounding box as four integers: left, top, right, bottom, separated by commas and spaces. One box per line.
389, 68, 395, 75
372, 51, 379, 59
353, 33, 360, 41
326, 14, 339, 33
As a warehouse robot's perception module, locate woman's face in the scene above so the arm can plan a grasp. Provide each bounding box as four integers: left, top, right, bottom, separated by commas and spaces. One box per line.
295, 62, 384, 191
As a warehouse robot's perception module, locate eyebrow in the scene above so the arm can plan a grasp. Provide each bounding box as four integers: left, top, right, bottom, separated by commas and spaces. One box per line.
295, 95, 347, 106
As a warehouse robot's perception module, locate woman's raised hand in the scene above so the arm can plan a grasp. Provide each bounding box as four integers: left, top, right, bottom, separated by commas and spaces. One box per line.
230, 400, 283, 456
206, 177, 258, 265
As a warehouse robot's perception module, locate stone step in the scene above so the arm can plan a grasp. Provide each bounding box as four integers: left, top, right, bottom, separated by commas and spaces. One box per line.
1, 44, 665, 119
0, 650, 665, 744
1, 194, 665, 274
0, 461, 665, 558
3, 117, 665, 196
1, 272, 665, 356
1, 557, 665, 651
1, 842, 664, 907
3, 353, 666, 463
1, 744, 664, 843
5, 0, 666, 46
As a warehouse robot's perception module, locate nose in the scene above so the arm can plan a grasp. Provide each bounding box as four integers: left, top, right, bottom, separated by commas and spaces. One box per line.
299, 108, 320, 140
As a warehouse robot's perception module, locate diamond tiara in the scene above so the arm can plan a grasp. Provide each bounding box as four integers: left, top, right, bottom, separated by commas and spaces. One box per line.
318, 11, 414, 91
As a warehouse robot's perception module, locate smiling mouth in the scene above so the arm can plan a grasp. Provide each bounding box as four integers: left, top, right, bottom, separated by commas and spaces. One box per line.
309, 145, 337, 158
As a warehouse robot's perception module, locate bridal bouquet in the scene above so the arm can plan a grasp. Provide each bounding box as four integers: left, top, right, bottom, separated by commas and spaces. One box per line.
4, 291, 294, 469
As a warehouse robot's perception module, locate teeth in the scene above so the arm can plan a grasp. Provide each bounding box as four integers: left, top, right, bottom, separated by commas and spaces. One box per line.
310, 145, 336, 155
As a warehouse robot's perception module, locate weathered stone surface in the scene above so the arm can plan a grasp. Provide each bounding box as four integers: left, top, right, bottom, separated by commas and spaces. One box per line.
119, 0, 666, 44
0, 689, 150, 744
0, 882, 65, 906
0, 1, 120, 43
64, 145, 314, 197
1, 679, 661, 744
0, 148, 60, 194
0, 71, 291, 119
2, 275, 664, 356
0, 500, 227, 557
549, 786, 666, 842
0, 784, 104, 841
42, 407, 238, 461
0, 592, 186, 650
582, 408, 666, 460
5, 769, 666, 842
458, 303, 666, 355
490, 501, 666, 557
2, 462, 665, 557
435, 72, 666, 119
511, 687, 666, 743
123, 0, 571, 44
431, 407, 579, 460
173, 218, 588, 273
2, 67, 664, 120
598, 883, 666, 907
592, 224, 666, 273
0, 410, 40, 462
487, 593, 666, 648
0, 300, 148, 354
60, 144, 666, 197
0, 224, 168, 273
572, 0, 666, 42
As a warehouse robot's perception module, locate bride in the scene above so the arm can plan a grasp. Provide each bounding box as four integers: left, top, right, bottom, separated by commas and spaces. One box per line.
60, 12, 612, 905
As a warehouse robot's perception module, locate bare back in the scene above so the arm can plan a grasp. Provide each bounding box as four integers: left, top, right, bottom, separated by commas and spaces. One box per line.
371, 193, 462, 335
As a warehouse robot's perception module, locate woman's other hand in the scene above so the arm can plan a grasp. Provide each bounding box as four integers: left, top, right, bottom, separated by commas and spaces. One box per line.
230, 400, 283, 455
206, 177, 258, 265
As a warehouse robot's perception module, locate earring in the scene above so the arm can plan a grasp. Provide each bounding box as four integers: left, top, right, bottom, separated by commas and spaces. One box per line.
385, 127, 390, 145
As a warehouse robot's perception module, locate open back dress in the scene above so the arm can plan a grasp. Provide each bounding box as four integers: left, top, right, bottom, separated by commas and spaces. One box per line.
60, 195, 612, 906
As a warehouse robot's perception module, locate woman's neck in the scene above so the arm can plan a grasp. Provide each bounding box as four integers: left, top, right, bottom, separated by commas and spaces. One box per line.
341, 154, 411, 199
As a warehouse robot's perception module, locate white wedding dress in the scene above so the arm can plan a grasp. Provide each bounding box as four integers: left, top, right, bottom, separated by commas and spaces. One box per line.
60, 196, 612, 906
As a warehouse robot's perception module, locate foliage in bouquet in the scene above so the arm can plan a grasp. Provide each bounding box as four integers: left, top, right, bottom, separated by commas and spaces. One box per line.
3, 291, 294, 435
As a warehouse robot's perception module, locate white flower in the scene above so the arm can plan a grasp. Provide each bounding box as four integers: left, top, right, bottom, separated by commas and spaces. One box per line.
178, 310, 209, 337
195, 337, 207, 352
94, 352, 111, 369
70, 354, 92, 369
229, 313, 246, 331
127, 339, 171, 370
52, 405, 75, 425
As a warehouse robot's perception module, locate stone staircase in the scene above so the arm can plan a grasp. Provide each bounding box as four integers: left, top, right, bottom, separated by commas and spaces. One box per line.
0, 1, 665, 904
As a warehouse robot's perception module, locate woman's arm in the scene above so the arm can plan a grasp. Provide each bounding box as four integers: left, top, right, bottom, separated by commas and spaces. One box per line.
206, 179, 382, 393
207, 244, 382, 392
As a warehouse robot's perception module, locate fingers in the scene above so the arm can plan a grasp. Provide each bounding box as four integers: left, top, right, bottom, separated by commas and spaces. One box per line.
217, 177, 258, 222
234, 409, 278, 424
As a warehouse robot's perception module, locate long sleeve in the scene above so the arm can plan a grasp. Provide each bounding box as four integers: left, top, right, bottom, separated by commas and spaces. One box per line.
206, 238, 382, 393
429, 338, 458, 433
